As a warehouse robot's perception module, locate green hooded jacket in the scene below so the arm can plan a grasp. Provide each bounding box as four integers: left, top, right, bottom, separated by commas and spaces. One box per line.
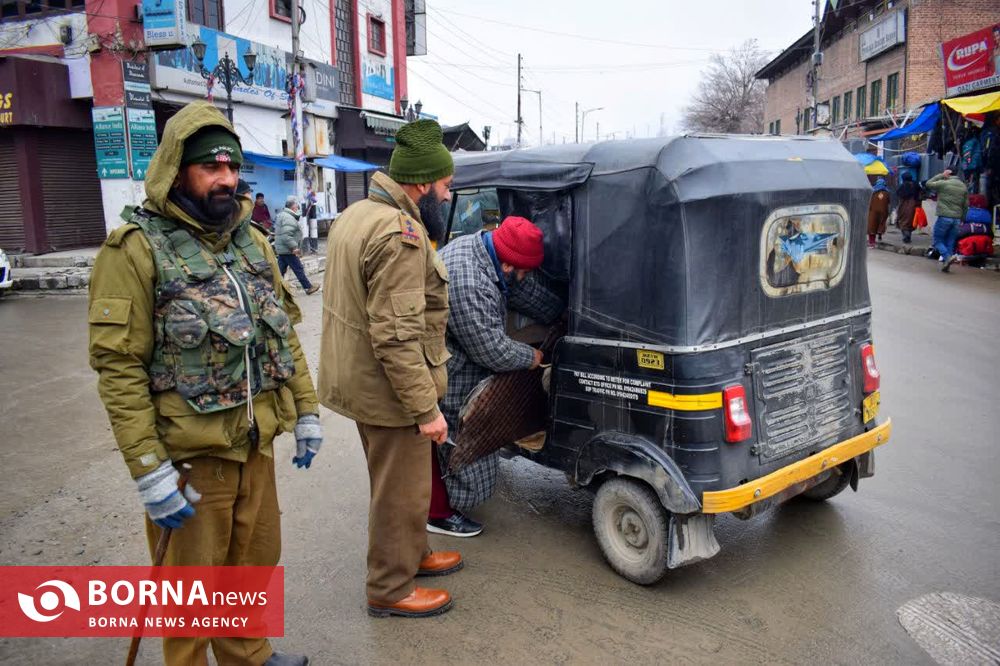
88, 101, 319, 478
924, 173, 969, 221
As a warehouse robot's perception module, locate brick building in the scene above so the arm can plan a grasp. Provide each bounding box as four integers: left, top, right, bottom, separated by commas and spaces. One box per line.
756, 0, 999, 139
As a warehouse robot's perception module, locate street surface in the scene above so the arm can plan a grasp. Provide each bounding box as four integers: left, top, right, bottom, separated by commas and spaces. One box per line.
0, 250, 998, 664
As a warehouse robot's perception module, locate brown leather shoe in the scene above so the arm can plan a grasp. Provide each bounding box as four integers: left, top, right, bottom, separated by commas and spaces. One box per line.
417, 551, 463, 577
367, 587, 452, 618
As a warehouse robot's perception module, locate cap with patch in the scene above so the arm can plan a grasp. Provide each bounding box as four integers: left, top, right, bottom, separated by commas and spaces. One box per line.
181, 127, 244, 166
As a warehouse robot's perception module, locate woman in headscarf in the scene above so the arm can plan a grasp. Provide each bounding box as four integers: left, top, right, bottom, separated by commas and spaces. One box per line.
895, 172, 921, 244
867, 177, 890, 248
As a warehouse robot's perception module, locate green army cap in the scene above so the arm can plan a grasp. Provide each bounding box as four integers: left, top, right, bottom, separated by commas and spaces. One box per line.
181, 126, 244, 166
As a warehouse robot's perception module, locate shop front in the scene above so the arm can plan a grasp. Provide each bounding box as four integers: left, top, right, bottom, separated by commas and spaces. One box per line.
332, 105, 405, 209
0, 56, 105, 253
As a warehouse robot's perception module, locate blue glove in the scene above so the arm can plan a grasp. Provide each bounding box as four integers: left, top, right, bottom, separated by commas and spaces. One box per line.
293, 414, 322, 469
135, 461, 201, 529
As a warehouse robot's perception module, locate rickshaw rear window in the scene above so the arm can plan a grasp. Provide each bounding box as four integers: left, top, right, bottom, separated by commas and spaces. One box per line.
760, 204, 849, 297
445, 188, 501, 241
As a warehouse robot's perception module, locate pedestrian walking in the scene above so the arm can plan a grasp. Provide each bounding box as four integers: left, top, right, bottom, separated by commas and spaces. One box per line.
867, 177, 890, 248
275, 196, 320, 294
429, 216, 565, 537
317, 119, 461, 619
925, 169, 970, 272
895, 172, 921, 244
88, 101, 322, 666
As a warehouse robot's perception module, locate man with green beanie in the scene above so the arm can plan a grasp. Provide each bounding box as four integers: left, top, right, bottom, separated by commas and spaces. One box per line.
318, 119, 463, 618
88, 101, 321, 665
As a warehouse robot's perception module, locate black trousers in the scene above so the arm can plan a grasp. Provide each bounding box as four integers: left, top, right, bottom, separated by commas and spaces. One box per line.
277, 253, 312, 290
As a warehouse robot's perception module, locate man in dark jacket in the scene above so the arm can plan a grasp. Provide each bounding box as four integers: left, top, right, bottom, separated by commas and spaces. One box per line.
429, 216, 565, 537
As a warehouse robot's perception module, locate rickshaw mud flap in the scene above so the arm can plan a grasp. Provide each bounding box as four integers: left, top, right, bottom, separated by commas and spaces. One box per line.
668, 514, 721, 569
575, 433, 702, 515
700, 418, 892, 514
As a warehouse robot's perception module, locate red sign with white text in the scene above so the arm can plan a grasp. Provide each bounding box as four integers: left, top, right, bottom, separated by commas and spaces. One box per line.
941, 23, 1000, 96
0, 567, 283, 637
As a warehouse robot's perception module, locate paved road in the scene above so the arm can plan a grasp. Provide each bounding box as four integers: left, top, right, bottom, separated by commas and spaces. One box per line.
0, 251, 997, 664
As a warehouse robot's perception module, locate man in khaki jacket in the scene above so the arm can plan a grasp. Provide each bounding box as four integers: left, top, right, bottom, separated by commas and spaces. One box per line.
89, 101, 319, 665
319, 119, 461, 618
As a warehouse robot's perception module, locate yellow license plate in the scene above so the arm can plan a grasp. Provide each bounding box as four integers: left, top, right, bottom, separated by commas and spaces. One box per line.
862, 391, 880, 423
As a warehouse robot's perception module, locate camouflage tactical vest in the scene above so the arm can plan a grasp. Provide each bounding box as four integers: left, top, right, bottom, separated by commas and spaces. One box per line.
131, 209, 296, 413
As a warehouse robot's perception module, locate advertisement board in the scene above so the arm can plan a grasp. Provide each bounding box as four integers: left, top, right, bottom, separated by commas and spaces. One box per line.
859, 10, 905, 62
91, 107, 129, 179
142, 0, 188, 50
941, 23, 1000, 97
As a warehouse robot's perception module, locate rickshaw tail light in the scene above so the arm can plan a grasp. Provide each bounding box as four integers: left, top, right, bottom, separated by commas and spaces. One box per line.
722, 385, 752, 443
861, 343, 880, 393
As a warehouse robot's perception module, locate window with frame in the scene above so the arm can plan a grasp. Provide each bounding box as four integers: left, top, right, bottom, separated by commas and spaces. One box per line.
2, 0, 84, 20
188, 0, 224, 30
760, 204, 849, 297
769, 121, 775, 135
856, 85, 866, 120
803, 109, 811, 132
367, 14, 386, 55
843, 90, 852, 121
831, 96, 840, 125
870, 79, 882, 117
886, 72, 899, 112
775, 119, 781, 135
270, 0, 292, 22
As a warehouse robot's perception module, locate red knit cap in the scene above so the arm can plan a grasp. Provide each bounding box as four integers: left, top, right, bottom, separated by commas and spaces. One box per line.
492, 216, 544, 269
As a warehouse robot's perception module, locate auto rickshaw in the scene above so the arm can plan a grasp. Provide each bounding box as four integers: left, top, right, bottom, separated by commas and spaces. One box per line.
442, 134, 892, 585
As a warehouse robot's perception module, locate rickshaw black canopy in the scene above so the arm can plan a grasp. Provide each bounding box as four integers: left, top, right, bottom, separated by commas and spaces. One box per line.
451, 135, 873, 350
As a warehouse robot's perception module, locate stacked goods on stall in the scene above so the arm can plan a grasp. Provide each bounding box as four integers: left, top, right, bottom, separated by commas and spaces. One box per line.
956, 196, 994, 265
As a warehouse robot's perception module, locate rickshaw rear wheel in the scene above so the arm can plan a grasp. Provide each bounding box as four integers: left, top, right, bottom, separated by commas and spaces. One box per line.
799, 467, 851, 501
592, 477, 669, 585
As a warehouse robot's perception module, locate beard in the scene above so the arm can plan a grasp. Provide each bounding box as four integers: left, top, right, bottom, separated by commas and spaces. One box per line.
417, 191, 447, 244
199, 187, 239, 221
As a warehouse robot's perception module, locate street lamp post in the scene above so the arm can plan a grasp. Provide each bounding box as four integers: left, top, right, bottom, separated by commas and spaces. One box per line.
191, 38, 257, 123
580, 106, 603, 143
400, 97, 423, 122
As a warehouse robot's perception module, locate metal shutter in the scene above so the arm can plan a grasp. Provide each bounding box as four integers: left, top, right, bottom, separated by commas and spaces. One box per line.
36, 129, 107, 250
0, 134, 25, 251
345, 172, 366, 206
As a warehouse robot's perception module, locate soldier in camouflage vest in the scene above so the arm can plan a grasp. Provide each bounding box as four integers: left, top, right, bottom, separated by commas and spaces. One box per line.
89, 102, 319, 666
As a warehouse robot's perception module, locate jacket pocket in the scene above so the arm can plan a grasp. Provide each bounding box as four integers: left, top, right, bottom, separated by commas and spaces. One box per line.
390, 289, 426, 341
258, 293, 296, 387
203, 296, 254, 393
423, 339, 451, 400
162, 300, 212, 399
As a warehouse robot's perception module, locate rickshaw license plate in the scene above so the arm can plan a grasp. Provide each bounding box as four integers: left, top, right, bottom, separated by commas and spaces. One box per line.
862, 391, 880, 423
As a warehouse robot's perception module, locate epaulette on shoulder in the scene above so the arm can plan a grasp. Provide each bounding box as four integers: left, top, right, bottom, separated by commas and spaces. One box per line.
105, 223, 141, 248
398, 213, 423, 248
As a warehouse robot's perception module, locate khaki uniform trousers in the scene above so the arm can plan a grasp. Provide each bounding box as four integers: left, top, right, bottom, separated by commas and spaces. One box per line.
356, 422, 432, 604
144, 446, 280, 666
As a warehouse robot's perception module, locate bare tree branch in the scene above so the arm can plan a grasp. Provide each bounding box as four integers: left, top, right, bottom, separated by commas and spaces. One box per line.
681, 40, 769, 134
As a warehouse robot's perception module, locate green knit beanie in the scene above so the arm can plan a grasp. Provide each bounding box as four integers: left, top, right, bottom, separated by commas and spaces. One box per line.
181, 127, 244, 166
389, 119, 454, 184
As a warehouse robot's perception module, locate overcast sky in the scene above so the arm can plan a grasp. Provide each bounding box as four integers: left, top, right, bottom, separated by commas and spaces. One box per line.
406, 0, 815, 146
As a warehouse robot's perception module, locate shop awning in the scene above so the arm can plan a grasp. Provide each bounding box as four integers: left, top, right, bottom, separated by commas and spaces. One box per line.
361, 110, 407, 133
942, 91, 1000, 115
312, 155, 380, 172
870, 103, 940, 142
244, 151, 296, 171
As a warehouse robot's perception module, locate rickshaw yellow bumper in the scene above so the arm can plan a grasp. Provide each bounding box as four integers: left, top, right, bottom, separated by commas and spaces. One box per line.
700, 419, 893, 514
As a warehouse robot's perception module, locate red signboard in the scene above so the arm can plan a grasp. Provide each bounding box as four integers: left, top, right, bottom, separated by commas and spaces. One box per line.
0, 566, 284, 638
941, 23, 1000, 97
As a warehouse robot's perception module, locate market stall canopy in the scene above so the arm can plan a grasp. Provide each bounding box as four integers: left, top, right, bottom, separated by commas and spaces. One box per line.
243, 151, 296, 171
853, 152, 889, 175
312, 155, 380, 172
870, 103, 940, 142
942, 91, 1000, 116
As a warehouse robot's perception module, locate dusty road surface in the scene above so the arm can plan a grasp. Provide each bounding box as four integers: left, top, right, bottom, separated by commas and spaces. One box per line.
0, 251, 998, 665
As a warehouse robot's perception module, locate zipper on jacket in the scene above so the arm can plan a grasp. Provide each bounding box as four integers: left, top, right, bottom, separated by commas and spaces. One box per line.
219, 253, 260, 446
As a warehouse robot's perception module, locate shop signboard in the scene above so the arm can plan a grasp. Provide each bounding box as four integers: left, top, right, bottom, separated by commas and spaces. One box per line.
941, 22, 1000, 97
0, 91, 13, 126
150, 26, 293, 110
859, 10, 905, 62
92, 107, 129, 179
122, 62, 158, 180
361, 55, 395, 100
142, 0, 188, 51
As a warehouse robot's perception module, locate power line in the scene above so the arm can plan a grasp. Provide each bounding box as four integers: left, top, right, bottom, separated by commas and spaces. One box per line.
423, 21, 509, 73
427, 6, 515, 59
433, 7, 745, 52
408, 67, 510, 125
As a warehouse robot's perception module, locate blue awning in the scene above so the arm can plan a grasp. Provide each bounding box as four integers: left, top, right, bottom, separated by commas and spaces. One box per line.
244, 151, 296, 171
871, 103, 940, 142
313, 154, 381, 172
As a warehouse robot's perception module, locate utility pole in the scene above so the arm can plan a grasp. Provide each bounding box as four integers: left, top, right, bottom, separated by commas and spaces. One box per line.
516, 53, 523, 147
291, 0, 304, 202
520, 88, 543, 146
575, 102, 579, 143
809, 0, 821, 133
596, 121, 599, 141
